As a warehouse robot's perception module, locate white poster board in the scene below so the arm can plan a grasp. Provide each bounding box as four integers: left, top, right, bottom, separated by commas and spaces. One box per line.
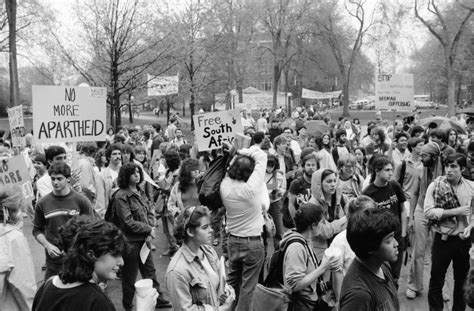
32, 85, 107, 143
193, 110, 243, 151
375, 74, 414, 111
147, 74, 179, 96
7, 105, 26, 147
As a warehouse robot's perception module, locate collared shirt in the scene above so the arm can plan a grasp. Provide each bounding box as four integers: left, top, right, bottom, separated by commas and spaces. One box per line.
392, 148, 410, 170
220, 146, 267, 237
392, 154, 421, 202
424, 177, 474, 236
166, 244, 221, 311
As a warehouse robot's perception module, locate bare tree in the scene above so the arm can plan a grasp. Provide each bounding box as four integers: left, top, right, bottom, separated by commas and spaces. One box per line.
5, 0, 19, 107
51, 0, 175, 128
171, 0, 223, 130
259, 0, 311, 108
313, 0, 386, 117
415, 0, 474, 116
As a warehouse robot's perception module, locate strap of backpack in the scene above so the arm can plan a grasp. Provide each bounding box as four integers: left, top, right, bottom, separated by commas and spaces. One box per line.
398, 160, 407, 185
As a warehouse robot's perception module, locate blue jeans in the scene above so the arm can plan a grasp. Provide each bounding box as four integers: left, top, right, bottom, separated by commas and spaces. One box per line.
227, 235, 264, 311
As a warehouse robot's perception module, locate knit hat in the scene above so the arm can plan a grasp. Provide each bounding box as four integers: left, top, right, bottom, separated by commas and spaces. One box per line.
420, 142, 440, 156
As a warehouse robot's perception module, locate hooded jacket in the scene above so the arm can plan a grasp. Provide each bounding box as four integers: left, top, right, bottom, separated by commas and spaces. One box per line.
309, 169, 347, 260
0, 224, 36, 311
280, 230, 319, 304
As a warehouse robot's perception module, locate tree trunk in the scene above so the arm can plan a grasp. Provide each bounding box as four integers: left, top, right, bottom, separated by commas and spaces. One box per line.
109, 105, 115, 129
272, 62, 280, 109
342, 77, 350, 117
190, 82, 196, 131
446, 65, 456, 117
128, 93, 133, 123
6, 0, 19, 108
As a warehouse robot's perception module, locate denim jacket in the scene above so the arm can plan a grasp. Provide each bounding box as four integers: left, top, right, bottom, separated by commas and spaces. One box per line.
114, 188, 154, 242
166, 244, 221, 311
0, 224, 36, 311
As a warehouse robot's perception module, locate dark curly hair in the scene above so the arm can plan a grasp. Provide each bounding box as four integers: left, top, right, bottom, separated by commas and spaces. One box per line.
178, 158, 199, 193
164, 150, 181, 172
227, 155, 255, 182
174, 206, 210, 245
105, 143, 123, 161
58, 218, 127, 284
117, 162, 144, 189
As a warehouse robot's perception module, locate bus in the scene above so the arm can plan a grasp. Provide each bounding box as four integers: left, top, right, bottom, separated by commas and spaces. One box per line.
414, 95, 435, 109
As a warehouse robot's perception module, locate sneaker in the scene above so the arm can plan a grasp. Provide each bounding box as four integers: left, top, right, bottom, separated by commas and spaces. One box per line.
155, 296, 171, 309
406, 288, 418, 299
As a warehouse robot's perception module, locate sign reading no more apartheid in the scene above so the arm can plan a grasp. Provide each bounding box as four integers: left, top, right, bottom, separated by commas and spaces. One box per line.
32, 86, 107, 143
193, 110, 243, 151
375, 74, 414, 111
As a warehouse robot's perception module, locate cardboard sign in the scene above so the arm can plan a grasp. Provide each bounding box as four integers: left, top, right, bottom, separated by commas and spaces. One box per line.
375, 74, 414, 111
7, 105, 26, 147
193, 110, 243, 151
0, 155, 30, 187
32, 86, 107, 143
147, 74, 179, 96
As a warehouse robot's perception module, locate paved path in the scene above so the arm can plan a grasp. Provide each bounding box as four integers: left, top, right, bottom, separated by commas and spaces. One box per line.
25, 216, 455, 311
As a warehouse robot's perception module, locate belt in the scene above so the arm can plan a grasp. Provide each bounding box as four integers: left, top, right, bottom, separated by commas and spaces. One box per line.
229, 234, 262, 241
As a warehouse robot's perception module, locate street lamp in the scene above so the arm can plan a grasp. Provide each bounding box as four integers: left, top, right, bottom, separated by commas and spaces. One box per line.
230, 89, 238, 110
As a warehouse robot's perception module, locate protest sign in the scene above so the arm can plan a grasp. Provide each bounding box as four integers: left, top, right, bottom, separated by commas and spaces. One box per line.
302, 88, 342, 100
147, 74, 179, 96
0, 155, 30, 187
7, 105, 26, 147
375, 74, 414, 111
32, 86, 107, 143
193, 110, 243, 151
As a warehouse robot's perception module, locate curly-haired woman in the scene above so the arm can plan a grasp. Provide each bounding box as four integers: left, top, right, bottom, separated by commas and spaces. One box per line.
113, 162, 170, 310
168, 158, 201, 217
166, 206, 234, 310
33, 217, 128, 311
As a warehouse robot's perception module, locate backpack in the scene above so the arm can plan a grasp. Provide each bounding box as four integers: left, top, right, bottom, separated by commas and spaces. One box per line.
263, 235, 307, 288
198, 152, 232, 211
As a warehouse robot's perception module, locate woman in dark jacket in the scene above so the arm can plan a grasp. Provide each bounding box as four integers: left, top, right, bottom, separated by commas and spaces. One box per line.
114, 162, 170, 311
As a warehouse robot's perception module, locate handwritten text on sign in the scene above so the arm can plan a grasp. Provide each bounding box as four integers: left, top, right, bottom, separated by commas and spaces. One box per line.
33, 86, 107, 143
193, 110, 243, 151
0, 155, 30, 187
375, 74, 414, 111
7, 105, 26, 147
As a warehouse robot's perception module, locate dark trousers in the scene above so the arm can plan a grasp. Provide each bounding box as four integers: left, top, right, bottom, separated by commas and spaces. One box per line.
122, 241, 162, 310
390, 236, 406, 287
268, 200, 284, 250
428, 233, 470, 311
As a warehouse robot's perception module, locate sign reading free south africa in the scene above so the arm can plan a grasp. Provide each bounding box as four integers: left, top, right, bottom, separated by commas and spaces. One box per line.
32, 86, 107, 143
375, 74, 414, 111
193, 110, 243, 151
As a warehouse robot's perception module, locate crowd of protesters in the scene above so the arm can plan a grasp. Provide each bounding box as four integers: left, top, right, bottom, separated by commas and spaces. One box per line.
2, 105, 474, 311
